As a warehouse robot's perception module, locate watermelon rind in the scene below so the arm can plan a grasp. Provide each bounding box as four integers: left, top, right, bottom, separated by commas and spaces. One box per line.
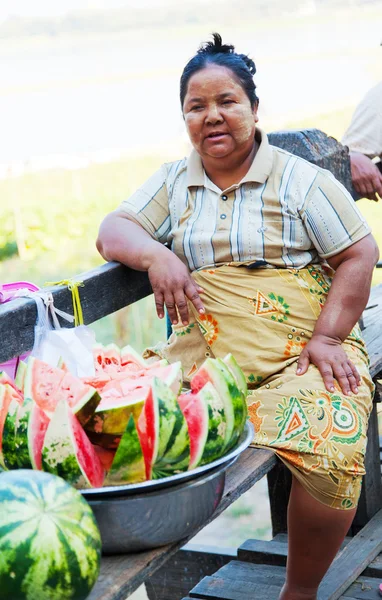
222, 353, 248, 398
2, 395, 21, 470
105, 415, 146, 485
42, 400, 104, 488
120, 344, 147, 368
0, 469, 101, 600
153, 378, 179, 461
14, 397, 50, 470
87, 387, 147, 436
192, 358, 246, 450
0, 384, 13, 470
198, 382, 227, 465
14, 359, 27, 390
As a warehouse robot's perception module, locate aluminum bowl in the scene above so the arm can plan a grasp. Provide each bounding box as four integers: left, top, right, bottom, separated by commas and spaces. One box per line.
81, 422, 254, 554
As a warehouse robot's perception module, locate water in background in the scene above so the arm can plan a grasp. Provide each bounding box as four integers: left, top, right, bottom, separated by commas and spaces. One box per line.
1, 11, 381, 172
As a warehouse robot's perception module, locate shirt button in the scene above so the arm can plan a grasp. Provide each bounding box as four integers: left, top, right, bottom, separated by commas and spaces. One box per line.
221, 195, 228, 201
220, 214, 227, 220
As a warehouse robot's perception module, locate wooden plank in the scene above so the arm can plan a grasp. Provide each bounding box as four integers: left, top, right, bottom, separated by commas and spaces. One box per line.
363, 553, 382, 579
353, 404, 382, 531
317, 508, 382, 600
146, 545, 236, 600
189, 575, 282, 599
88, 448, 276, 600
340, 575, 382, 599
237, 537, 351, 567
361, 284, 382, 379
207, 560, 286, 584
0, 262, 152, 363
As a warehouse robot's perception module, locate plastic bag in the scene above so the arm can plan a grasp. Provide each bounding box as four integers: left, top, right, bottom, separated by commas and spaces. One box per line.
17, 283, 96, 378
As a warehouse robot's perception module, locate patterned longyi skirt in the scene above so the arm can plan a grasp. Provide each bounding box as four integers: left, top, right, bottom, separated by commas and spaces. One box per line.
145, 264, 374, 510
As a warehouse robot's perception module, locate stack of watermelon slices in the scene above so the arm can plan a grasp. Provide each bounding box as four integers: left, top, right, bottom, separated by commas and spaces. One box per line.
0, 343, 248, 488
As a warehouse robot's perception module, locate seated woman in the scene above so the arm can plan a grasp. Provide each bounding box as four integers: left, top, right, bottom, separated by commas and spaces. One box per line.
97, 34, 379, 600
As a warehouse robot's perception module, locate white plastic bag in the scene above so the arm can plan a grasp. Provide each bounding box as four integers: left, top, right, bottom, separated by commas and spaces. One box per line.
16, 289, 96, 378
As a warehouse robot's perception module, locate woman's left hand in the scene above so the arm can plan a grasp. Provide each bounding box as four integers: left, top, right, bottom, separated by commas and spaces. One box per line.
296, 334, 361, 396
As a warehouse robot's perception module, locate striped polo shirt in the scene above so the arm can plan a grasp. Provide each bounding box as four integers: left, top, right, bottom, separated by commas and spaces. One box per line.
119, 129, 371, 271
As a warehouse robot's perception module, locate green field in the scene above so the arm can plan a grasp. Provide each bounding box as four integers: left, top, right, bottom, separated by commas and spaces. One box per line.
1, 112, 381, 352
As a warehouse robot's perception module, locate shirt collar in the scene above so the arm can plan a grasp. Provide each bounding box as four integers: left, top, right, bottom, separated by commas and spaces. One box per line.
186, 128, 273, 189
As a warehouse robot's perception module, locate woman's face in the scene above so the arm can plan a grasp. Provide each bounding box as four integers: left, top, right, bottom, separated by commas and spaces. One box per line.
183, 65, 258, 163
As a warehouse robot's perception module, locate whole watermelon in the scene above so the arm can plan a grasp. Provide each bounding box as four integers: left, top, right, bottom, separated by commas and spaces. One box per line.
0, 470, 101, 600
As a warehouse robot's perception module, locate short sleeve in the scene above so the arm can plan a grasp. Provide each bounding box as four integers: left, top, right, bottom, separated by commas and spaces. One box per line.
118, 165, 171, 243
342, 82, 382, 156
301, 170, 371, 258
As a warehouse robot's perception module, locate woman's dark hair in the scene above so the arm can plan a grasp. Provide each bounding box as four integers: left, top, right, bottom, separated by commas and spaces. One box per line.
180, 33, 259, 109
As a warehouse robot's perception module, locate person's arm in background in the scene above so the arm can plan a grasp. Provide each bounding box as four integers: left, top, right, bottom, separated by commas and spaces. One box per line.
342, 81, 382, 201
349, 152, 382, 200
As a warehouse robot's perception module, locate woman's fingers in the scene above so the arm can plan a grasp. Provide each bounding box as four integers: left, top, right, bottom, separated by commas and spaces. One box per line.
185, 282, 205, 316
173, 290, 190, 325
163, 292, 178, 325
154, 291, 165, 319
296, 348, 310, 375
317, 361, 335, 393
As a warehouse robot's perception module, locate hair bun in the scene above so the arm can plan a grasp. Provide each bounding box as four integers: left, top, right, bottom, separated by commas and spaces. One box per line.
197, 32, 235, 56
238, 53, 256, 76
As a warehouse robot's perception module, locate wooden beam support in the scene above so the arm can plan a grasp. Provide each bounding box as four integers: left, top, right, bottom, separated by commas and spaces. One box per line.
0, 262, 151, 363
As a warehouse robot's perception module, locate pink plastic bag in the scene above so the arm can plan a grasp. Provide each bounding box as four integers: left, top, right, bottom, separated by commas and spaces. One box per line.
0, 281, 40, 379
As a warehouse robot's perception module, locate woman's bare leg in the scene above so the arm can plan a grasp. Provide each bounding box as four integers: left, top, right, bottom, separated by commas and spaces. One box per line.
279, 477, 357, 600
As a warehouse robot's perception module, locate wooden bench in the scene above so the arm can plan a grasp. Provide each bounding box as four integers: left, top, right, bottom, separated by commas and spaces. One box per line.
1, 129, 382, 600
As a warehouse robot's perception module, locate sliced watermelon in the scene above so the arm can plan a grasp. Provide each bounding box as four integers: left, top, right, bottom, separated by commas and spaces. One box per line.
53, 371, 100, 426
137, 378, 183, 479
14, 397, 50, 470
0, 385, 13, 469
103, 343, 122, 377
112, 362, 183, 398
93, 445, 116, 471
1, 388, 23, 470
86, 386, 147, 436
81, 372, 111, 391
177, 388, 209, 470
191, 358, 246, 450
14, 359, 27, 390
92, 343, 105, 374
145, 358, 169, 369
120, 344, 147, 370
24, 357, 65, 413
105, 415, 146, 485
0, 372, 22, 396
42, 400, 105, 488
136, 385, 159, 480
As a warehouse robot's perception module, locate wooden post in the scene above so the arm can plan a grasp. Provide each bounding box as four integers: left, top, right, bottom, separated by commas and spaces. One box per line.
352, 381, 382, 533
266, 460, 292, 537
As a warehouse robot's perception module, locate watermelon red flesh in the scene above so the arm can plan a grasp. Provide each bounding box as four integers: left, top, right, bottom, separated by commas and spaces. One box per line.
177, 390, 209, 470
14, 397, 51, 470
102, 344, 122, 377
137, 387, 159, 480
24, 357, 65, 413
92, 344, 105, 374
81, 373, 111, 391
42, 400, 104, 488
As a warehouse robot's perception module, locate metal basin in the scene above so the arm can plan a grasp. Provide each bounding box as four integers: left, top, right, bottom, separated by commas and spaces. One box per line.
81, 421, 254, 554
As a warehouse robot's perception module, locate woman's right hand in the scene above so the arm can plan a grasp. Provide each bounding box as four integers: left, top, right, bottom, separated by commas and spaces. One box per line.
147, 250, 205, 325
